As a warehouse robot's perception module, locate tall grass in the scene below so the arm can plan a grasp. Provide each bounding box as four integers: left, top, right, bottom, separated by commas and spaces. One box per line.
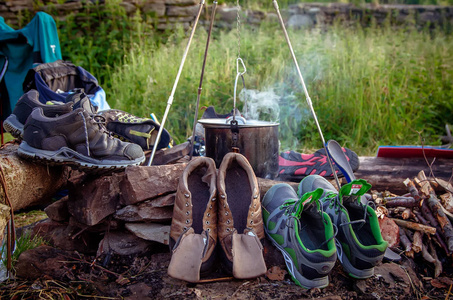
106, 21, 453, 155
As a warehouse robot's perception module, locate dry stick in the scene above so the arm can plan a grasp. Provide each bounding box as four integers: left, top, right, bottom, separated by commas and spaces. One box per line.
412, 231, 423, 253
406, 179, 450, 254
399, 227, 414, 258
414, 210, 449, 255
391, 218, 436, 235
428, 239, 443, 278
385, 196, 419, 208
422, 242, 435, 263
417, 170, 453, 253
402, 208, 412, 220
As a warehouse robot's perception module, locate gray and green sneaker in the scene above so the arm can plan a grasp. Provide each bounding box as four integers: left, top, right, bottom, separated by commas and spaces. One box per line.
262, 183, 337, 289
298, 175, 388, 279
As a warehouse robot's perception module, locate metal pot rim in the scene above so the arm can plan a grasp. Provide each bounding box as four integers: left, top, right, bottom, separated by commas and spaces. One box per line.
198, 118, 279, 128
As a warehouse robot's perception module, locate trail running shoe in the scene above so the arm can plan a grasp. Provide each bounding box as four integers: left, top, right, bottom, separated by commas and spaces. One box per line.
262, 183, 337, 289
98, 109, 171, 151
277, 147, 359, 181
3, 89, 73, 139
298, 175, 388, 279
18, 98, 145, 170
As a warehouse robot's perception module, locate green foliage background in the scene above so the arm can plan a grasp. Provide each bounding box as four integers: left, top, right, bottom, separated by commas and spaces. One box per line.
15, 0, 453, 155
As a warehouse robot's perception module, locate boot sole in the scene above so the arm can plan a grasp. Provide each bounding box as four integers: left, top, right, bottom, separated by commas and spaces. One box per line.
3, 114, 24, 139
18, 141, 145, 170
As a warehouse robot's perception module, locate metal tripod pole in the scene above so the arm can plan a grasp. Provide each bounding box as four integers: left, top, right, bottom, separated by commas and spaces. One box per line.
147, 0, 206, 166
189, 1, 218, 160
272, 0, 341, 189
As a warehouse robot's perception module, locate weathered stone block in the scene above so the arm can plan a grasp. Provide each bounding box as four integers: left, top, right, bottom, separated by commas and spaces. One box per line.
125, 223, 170, 244
67, 172, 122, 226
114, 204, 173, 222
44, 196, 70, 222
166, 4, 199, 17
119, 164, 186, 205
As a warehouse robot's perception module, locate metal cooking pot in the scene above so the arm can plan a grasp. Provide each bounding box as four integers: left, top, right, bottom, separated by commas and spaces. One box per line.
198, 117, 279, 179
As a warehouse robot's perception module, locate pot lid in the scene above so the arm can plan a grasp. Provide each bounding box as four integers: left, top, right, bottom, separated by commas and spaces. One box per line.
198, 118, 279, 128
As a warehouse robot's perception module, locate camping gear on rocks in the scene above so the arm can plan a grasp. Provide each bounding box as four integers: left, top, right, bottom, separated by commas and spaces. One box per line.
262, 183, 337, 289
17, 96, 145, 170
22, 60, 110, 112
168, 156, 218, 283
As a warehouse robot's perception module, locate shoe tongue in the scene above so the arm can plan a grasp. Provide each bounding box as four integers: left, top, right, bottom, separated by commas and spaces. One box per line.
72, 95, 96, 114
339, 179, 371, 203
294, 188, 323, 218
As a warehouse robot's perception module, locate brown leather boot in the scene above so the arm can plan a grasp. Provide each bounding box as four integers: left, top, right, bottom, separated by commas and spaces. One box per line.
168, 157, 218, 282
217, 152, 267, 279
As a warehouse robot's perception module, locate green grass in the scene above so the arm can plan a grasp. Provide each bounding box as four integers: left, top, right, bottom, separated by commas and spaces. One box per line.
1, 229, 47, 271
102, 21, 452, 155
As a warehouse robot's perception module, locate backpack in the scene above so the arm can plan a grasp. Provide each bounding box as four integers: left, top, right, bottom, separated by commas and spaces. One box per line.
23, 60, 110, 112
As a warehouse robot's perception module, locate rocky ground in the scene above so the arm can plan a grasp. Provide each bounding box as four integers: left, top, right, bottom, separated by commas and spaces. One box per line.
0, 235, 452, 300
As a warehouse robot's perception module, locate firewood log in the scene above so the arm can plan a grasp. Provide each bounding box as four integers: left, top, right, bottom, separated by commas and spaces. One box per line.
416, 171, 453, 253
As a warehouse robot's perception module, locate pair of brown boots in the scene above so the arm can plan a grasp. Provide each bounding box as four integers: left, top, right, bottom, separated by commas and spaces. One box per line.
168, 152, 267, 283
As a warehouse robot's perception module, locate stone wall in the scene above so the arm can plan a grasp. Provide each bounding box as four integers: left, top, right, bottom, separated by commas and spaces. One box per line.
1, 0, 452, 30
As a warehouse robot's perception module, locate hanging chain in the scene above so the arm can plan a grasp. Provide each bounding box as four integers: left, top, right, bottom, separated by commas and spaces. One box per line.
236, 0, 241, 58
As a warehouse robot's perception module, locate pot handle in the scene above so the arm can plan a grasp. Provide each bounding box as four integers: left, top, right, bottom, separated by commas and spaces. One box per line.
233, 58, 247, 123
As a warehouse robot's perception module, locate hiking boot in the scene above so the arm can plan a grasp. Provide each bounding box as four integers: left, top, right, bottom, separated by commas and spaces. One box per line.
262, 183, 337, 289
168, 157, 218, 283
217, 152, 267, 279
17, 101, 145, 170
98, 109, 171, 151
298, 175, 388, 279
3, 89, 73, 139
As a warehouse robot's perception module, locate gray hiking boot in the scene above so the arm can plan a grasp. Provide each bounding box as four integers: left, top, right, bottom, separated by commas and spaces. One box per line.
3, 89, 73, 139
262, 183, 337, 289
17, 98, 145, 170
298, 175, 388, 279
98, 109, 171, 151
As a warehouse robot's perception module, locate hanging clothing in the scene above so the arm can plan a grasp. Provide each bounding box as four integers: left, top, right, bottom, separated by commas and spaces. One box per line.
0, 12, 62, 119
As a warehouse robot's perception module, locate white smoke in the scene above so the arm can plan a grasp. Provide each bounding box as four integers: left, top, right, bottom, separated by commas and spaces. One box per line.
239, 88, 280, 122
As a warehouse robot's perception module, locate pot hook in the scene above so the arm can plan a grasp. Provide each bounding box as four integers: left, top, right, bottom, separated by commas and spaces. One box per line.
231, 58, 247, 153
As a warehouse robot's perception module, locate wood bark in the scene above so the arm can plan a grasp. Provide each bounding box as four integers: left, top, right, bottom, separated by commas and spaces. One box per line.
355, 157, 453, 194
417, 171, 453, 253
0, 143, 69, 211
391, 218, 436, 235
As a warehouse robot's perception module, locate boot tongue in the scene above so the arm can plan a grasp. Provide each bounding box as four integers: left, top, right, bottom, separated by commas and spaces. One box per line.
339, 179, 372, 204
294, 188, 323, 218
68, 92, 96, 114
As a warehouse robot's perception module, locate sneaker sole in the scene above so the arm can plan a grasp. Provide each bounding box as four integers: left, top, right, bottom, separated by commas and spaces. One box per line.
335, 239, 374, 279
264, 228, 330, 289
3, 114, 24, 139
18, 141, 145, 170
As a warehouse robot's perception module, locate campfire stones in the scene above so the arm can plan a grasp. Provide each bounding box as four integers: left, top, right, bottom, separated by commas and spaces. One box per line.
67, 172, 122, 226
125, 223, 170, 245
119, 164, 186, 206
